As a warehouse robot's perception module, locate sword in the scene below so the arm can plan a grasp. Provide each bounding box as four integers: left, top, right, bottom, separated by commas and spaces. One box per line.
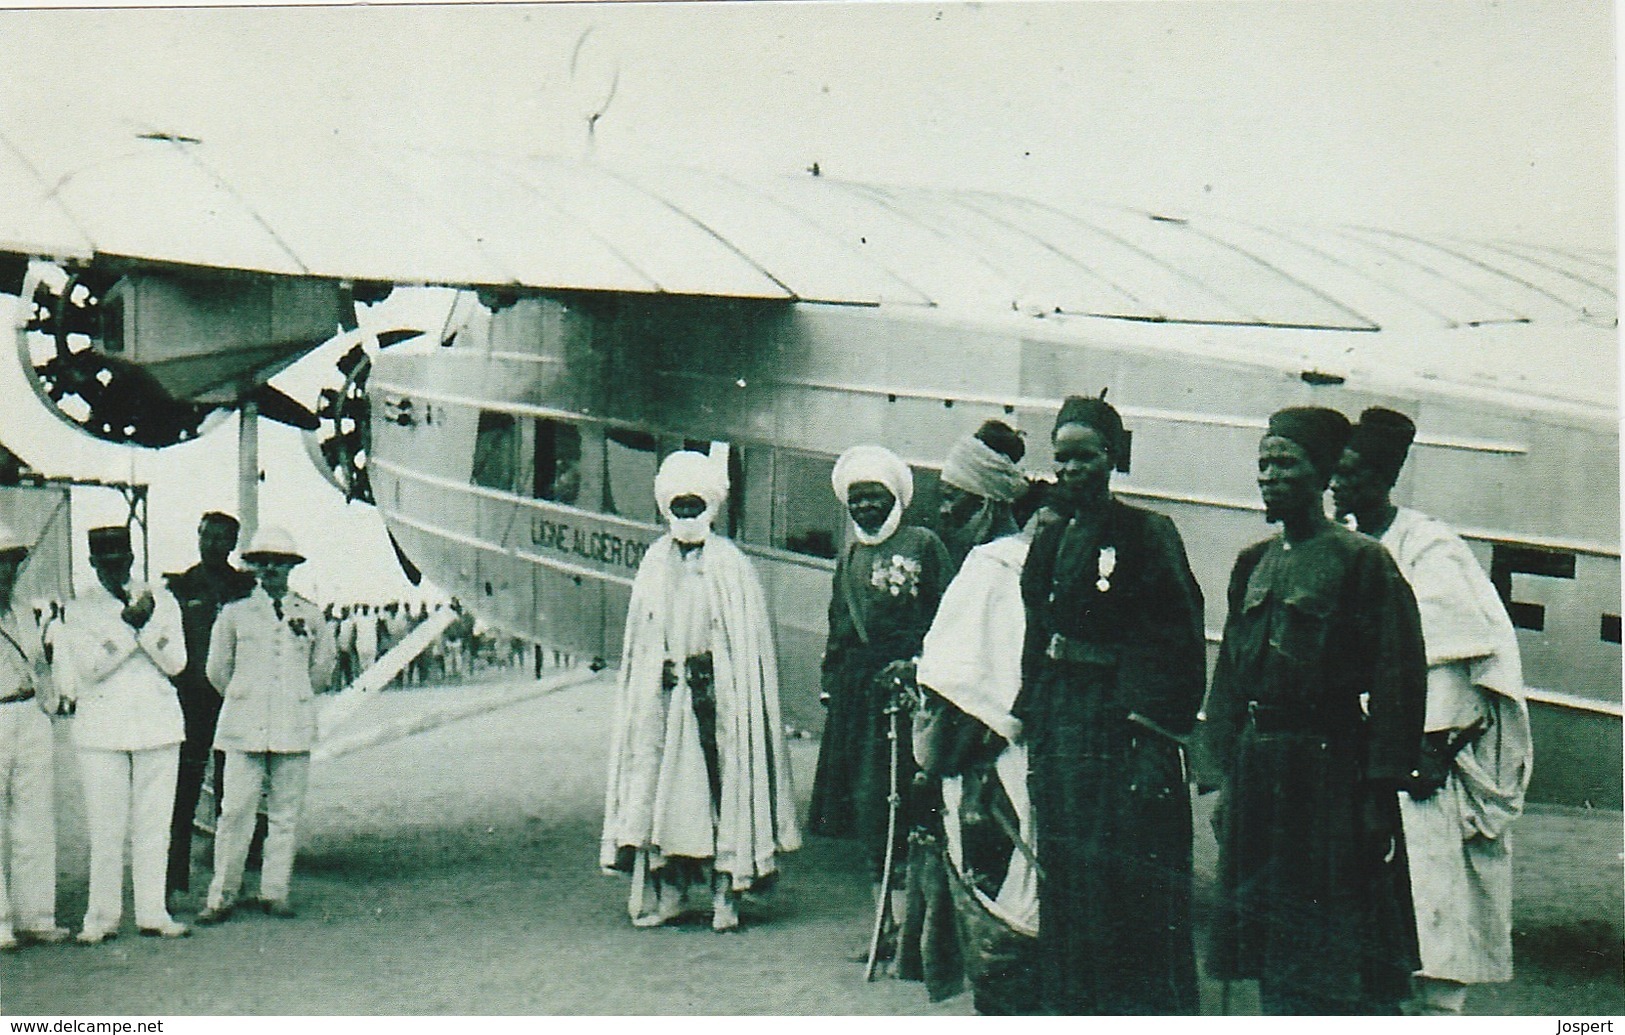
864, 682, 906, 982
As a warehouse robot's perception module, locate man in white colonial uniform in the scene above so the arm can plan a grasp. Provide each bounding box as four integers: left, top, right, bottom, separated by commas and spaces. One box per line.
197, 528, 336, 923
57, 525, 189, 942
0, 519, 69, 949
1333, 407, 1532, 1015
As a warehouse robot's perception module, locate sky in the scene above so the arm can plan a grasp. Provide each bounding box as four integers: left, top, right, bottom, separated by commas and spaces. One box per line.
0, 0, 1614, 603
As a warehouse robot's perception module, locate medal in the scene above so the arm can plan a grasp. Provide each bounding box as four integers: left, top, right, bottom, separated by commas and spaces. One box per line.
1096, 546, 1117, 592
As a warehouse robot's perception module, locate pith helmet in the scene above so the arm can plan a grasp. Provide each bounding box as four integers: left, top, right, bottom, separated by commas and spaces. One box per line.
241, 527, 305, 565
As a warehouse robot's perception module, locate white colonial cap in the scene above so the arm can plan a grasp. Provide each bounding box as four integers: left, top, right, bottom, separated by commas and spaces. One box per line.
242, 526, 305, 565
0, 519, 27, 558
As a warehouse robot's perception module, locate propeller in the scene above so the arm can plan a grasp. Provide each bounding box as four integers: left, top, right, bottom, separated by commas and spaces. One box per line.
302, 327, 425, 504
20, 268, 220, 448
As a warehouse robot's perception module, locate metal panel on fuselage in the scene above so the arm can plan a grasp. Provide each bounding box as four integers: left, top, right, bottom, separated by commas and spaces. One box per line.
369, 292, 1619, 804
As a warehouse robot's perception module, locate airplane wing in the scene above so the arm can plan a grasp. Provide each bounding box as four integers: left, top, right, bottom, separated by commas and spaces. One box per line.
3, 121, 1612, 329
0, 119, 1613, 457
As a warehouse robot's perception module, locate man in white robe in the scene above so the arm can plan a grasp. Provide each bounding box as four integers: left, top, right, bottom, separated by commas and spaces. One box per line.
1333, 407, 1532, 1015
909, 425, 1046, 1013
601, 450, 800, 931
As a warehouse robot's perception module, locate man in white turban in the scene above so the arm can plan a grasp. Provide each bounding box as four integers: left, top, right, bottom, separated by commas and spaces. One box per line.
936, 421, 1032, 570
812, 444, 952, 962
899, 420, 1043, 1008
601, 450, 800, 931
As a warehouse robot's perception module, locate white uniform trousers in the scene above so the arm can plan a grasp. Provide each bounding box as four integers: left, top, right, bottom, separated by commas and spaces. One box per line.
0, 701, 58, 935
78, 746, 179, 931
207, 751, 310, 907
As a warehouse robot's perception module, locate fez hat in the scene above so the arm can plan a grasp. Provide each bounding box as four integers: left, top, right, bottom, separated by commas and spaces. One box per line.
87, 526, 133, 558
1054, 394, 1126, 466
0, 519, 28, 561
1346, 407, 1417, 485
1265, 407, 1352, 481
242, 527, 305, 565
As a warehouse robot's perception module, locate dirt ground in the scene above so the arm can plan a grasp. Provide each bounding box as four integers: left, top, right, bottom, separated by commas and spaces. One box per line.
3, 668, 1621, 1016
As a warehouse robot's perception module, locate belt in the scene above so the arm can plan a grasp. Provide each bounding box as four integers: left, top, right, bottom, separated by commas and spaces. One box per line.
1045, 633, 1118, 667
1245, 700, 1329, 735
0, 688, 36, 706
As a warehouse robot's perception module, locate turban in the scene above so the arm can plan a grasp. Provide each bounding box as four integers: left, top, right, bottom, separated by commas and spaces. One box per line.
1054, 395, 1126, 466
1266, 407, 1352, 481
832, 445, 913, 509
942, 434, 1026, 503
654, 450, 729, 520
1346, 407, 1416, 485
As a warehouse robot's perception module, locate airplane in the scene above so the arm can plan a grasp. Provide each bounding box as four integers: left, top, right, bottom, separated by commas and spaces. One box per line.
0, 126, 1615, 807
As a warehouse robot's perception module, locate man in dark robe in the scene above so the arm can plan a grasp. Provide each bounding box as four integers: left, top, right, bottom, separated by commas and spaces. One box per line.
1205, 406, 1428, 1014
809, 444, 952, 956
163, 512, 254, 900
1014, 395, 1206, 1014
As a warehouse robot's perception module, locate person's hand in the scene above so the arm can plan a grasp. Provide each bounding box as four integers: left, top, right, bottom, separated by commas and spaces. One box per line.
121, 590, 155, 630
878, 659, 918, 712
1209, 797, 1226, 840
878, 658, 916, 687
288, 617, 309, 638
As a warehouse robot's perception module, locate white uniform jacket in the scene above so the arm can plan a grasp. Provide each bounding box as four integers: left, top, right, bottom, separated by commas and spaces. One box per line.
0, 602, 55, 716
209, 589, 337, 754
57, 580, 186, 751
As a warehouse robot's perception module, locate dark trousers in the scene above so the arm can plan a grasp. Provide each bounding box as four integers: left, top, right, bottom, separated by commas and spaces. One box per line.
168, 687, 222, 894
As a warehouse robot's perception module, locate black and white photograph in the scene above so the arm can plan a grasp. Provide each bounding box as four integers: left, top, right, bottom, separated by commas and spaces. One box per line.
0, 0, 1616, 1020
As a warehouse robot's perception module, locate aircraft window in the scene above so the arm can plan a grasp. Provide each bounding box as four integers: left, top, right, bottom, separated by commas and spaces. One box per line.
533, 419, 582, 505
471, 411, 518, 492
905, 466, 942, 532
735, 445, 773, 547
774, 452, 841, 560
603, 427, 660, 523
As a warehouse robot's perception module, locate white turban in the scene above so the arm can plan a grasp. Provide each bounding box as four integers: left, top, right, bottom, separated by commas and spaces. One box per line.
831, 444, 913, 509
833, 444, 913, 547
655, 450, 728, 544
941, 435, 1026, 503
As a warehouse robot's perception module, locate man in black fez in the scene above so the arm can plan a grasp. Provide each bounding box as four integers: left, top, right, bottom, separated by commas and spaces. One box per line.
1052, 394, 1126, 474
1203, 406, 1429, 1014
1333, 408, 1531, 1015
163, 513, 255, 901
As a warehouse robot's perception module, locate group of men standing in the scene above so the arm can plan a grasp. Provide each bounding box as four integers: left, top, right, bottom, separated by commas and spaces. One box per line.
0, 513, 335, 947
599, 399, 1531, 1017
